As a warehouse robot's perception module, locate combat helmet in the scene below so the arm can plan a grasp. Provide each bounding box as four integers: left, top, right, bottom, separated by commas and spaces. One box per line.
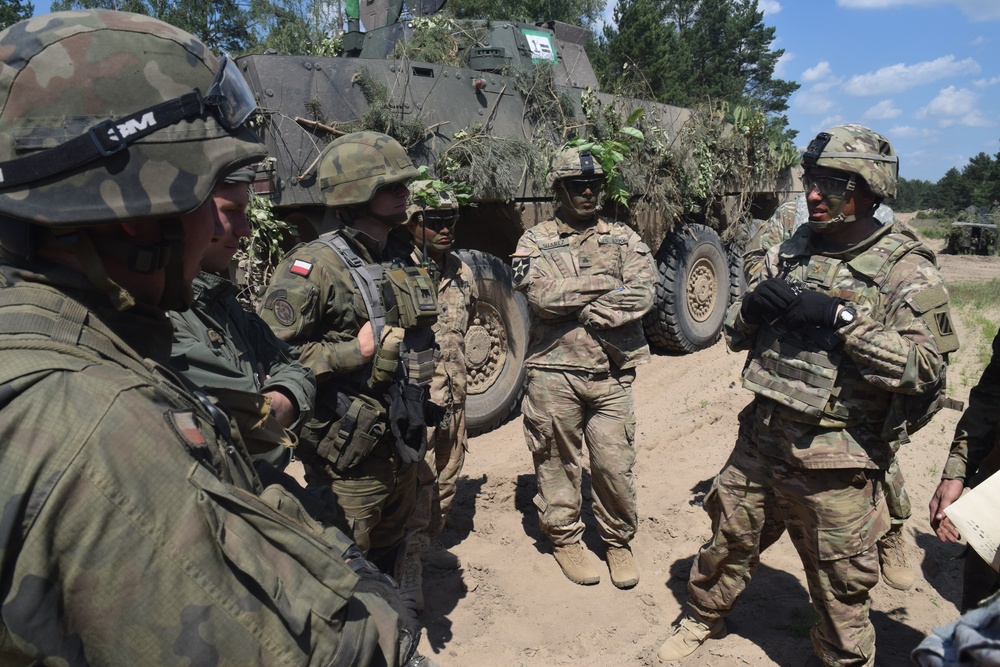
0, 10, 266, 226
318, 131, 419, 207
801, 124, 898, 199
546, 145, 605, 189
406, 180, 459, 221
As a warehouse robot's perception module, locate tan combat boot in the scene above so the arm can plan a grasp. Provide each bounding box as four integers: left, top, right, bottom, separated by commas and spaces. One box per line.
879, 526, 915, 591
656, 614, 727, 662
552, 542, 601, 585
399, 541, 425, 614
606, 545, 640, 589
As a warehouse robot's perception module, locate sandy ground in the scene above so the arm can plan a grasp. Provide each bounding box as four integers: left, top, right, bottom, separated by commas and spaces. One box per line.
289, 220, 1000, 666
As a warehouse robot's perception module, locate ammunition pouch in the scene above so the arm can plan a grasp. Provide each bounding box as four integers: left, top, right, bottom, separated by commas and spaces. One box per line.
369, 325, 404, 390
305, 392, 388, 472
382, 266, 439, 329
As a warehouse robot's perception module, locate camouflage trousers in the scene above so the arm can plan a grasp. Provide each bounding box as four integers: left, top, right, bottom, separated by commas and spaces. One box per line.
522, 367, 638, 547
688, 406, 889, 667
306, 449, 417, 575
406, 405, 468, 539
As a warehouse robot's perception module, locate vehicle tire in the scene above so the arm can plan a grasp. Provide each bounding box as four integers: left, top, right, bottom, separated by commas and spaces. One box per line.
643, 224, 730, 353
457, 249, 530, 436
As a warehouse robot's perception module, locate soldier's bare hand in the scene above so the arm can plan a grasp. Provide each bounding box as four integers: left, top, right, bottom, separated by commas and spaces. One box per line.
929, 478, 965, 542
358, 321, 376, 362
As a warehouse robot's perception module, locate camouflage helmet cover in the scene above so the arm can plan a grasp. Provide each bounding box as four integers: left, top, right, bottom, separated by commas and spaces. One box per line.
546, 144, 604, 189
406, 179, 459, 220
317, 131, 419, 207
0, 10, 267, 226
801, 123, 898, 199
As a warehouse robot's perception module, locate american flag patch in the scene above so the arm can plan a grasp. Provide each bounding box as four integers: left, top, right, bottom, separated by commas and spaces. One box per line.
290, 259, 313, 277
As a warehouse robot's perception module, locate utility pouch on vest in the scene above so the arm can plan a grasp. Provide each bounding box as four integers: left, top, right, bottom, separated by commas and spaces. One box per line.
742, 326, 841, 419
382, 266, 439, 329
314, 393, 386, 471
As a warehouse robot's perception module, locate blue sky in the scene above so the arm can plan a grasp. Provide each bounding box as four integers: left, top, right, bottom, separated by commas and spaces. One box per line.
32, 0, 999, 182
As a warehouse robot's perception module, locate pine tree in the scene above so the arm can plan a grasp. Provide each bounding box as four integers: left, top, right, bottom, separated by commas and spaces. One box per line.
1, 0, 35, 30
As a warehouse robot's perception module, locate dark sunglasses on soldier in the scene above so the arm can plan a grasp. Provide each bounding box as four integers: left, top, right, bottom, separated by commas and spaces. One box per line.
801, 173, 855, 199
564, 176, 604, 195
377, 181, 411, 196
422, 211, 459, 231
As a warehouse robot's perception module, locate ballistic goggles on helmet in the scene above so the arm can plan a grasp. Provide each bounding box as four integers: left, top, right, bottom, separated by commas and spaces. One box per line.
0, 57, 258, 191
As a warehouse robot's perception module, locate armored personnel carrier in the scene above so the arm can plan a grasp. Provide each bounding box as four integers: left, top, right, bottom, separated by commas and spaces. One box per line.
236, 11, 801, 433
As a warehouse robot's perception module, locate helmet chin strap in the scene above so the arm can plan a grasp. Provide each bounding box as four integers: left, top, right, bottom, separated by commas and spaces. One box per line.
156, 218, 192, 311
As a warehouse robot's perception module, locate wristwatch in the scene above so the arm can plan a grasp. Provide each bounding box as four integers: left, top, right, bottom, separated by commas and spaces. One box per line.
835, 305, 857, 329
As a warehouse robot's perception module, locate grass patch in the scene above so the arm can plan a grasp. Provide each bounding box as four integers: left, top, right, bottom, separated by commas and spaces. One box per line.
949, 279, 1000, 371
908, 215, 950, 240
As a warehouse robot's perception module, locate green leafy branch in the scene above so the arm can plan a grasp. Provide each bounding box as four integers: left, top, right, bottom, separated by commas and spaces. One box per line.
566, 108, 645, 205
412, 166, 476, 208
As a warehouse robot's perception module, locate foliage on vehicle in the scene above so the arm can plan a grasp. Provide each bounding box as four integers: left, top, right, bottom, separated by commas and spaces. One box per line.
237, 193, 296, 309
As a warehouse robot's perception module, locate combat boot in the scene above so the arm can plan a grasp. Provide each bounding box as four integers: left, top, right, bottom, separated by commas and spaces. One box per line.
606, 545, 639, 589
879, 526, 915, 591
422, 540, 461, 570
552, 542, 601, 585
656, 614, 727, 662
399, 544, 425, 614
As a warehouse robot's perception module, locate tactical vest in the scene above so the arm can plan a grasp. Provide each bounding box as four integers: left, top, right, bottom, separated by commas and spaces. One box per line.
742, 230, 958, 431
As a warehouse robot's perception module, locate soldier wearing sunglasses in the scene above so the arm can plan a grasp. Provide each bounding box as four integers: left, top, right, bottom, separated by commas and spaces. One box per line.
658, 124, 958, 666
511, 145, 656, 589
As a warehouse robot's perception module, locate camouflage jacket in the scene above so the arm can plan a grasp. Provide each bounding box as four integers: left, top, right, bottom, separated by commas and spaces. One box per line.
258, 223, 417, 391
512, 214, 656, 373
726, 221, 955, 469
415, 250, 478, 409
943, 331, 1000, 486
0, 260, 400, 666
169, 272, 315, 432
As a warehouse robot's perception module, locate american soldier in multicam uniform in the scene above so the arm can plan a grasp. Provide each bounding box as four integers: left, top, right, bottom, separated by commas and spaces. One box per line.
258, 132, 440, 582
0, 11, 429, 666
169, 168, 316, 466
399, 181, 478, 613
930, 330, 1000, 611
512, 145, 656, 589
658, 124, 959, 666
743, 196, 920, 592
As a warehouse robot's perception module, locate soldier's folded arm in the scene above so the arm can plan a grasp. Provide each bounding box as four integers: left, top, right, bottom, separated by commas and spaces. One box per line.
837, 262, 952, 394
518, 250, 621, 319
578, 237, 656, 329
247, 314, 317, 427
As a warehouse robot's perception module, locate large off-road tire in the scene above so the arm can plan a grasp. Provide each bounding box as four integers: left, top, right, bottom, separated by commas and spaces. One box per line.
643, 224, 730, 353
457, 249, 530, 436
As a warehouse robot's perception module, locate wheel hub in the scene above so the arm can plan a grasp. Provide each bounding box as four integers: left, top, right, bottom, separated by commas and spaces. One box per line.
465, 302, 508, 394
686, 257, 718, 323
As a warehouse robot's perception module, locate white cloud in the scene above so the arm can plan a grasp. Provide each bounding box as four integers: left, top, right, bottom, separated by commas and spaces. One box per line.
888, 125, 938, 139
865, 99, 902, 120
916, 86, 994, 127
758, 0, 782, 14
844, 56, 981, 95
802, 61, 833, 83
974, 75, 1000, 87
971, 36, 989, 46
775, 51, 794, 79
836, 0, 1000, 21
792, 88, 836, 115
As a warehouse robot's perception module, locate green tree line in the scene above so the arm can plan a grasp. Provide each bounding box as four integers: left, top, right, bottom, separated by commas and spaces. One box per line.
893, 149, 1000, 214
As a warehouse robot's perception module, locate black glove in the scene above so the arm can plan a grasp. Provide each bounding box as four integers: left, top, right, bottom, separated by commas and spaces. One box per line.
741, 277, 798, 324
784, 289, 843, 330
385, 382, 429, 464
424, 400, 447, 429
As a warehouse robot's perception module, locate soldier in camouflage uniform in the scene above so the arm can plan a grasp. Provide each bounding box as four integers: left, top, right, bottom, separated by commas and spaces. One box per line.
170, 168, 316, 466
930, 330, 1000, 611
743, 197, 919, 591
258, 132, 440, 580
399, 181, 478, 612
512, 146, 656, 588
0, 11, 430, 666
658, 125, 959, 666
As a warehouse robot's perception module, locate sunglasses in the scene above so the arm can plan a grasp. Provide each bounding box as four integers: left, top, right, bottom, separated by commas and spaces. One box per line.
564, 177, 604, 195
422, 211, 459, 231
802, 173, 855, 199
376, 181, 411, 196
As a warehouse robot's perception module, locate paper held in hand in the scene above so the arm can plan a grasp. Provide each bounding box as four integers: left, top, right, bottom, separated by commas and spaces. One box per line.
944, 470, 1000, 572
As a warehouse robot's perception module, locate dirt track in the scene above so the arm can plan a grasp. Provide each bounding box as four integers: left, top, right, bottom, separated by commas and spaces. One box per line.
414, 241, 1000, 666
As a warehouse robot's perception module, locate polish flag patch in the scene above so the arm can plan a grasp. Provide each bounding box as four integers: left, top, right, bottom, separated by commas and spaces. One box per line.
289, 260, 313, 277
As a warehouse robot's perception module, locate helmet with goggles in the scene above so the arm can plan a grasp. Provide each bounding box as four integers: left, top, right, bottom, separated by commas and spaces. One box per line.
546, 145, 605, 190
318, 132, 419, 208
801, 124, 897, 200
0, 10, 266, 227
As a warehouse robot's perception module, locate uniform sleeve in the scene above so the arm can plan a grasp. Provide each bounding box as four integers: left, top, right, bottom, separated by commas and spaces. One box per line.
578, 231, 656, 330
836, 255, 951, 394
258, 246, 366, 382
743, 203, 797, 289
512, 230, 622, 320
943, 332, 1000, 481
169, 307, 251, 390
243, 312, 316, 427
